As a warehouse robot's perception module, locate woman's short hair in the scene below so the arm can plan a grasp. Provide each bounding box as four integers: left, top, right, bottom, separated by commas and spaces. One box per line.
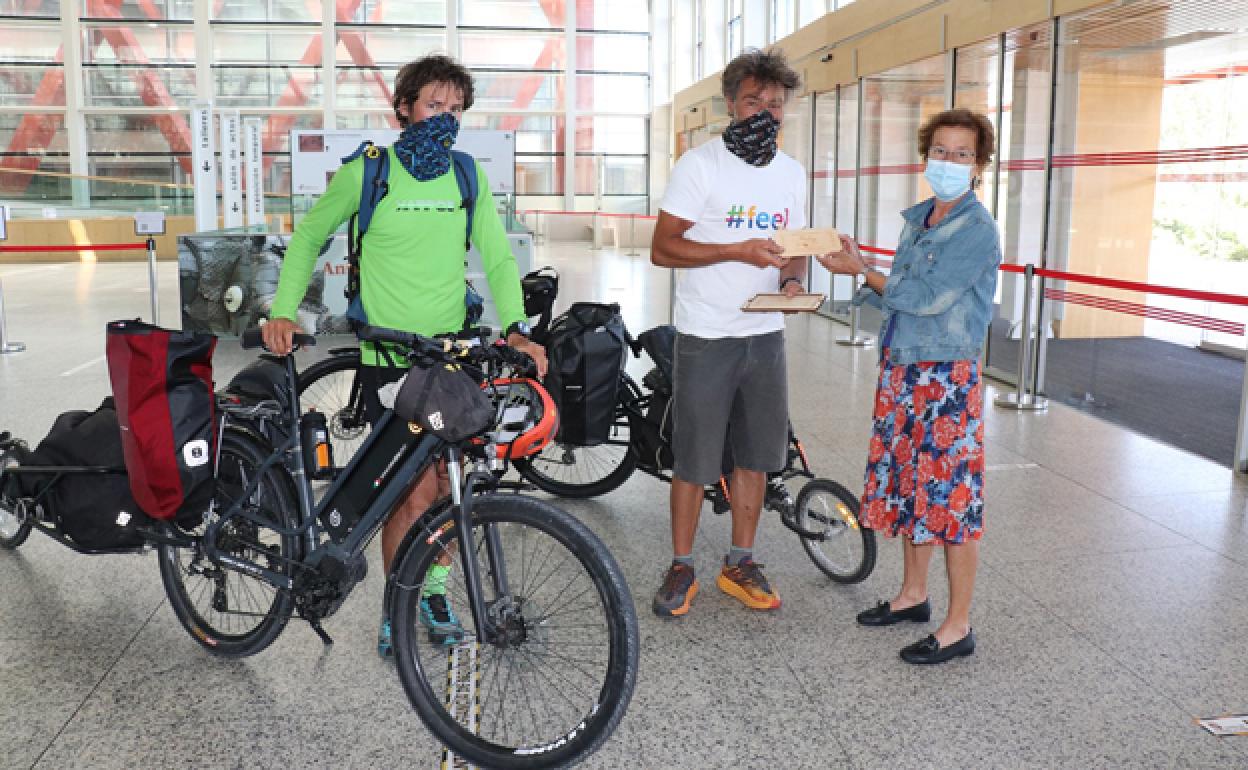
917, 108, 995, 165
392, 55, 475, 125
721, 48, 801, 102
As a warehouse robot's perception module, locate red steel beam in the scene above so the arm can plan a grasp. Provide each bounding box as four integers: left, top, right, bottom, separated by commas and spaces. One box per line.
1, 0, 196, 192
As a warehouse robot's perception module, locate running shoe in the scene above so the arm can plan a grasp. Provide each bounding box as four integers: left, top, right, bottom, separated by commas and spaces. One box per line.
377, 617, 393, 659
717, 559, 781, 610
653, 562, 698, 617
420, 593, 465, 646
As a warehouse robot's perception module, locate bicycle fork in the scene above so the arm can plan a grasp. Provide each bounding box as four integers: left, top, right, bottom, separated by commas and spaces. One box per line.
445, 448, 512, 646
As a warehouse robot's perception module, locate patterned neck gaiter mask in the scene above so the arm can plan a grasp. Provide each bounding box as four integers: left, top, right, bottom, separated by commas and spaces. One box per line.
394, 111, 460, 181
721, 109, 780, 167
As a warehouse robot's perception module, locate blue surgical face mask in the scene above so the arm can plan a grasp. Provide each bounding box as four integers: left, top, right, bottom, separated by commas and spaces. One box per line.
924, 159, 973, 202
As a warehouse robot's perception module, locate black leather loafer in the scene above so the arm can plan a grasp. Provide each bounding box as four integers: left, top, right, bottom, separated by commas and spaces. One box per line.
856, 599, 931, 627
899, 630, 976, 665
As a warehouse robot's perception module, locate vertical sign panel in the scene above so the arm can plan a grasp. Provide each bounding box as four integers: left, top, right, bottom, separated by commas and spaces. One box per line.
221, 110, 243, 228
191, 103, 218, 231
244, 119, 266, 227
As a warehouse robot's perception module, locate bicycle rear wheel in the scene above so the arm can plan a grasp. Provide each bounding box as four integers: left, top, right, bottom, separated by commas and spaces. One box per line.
513, 374, 640, 498
795, 478, 876, 584
391, 494, 638, 769
159, 428, 304, 657
298, 351, 368, 473
0, 447, 32, 549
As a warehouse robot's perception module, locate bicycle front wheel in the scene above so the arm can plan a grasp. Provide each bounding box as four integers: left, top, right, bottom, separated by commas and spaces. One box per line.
513, 374, 640, 498
795, 478, 876, 584
298, 350, 368, 473
391, 494, 639, 769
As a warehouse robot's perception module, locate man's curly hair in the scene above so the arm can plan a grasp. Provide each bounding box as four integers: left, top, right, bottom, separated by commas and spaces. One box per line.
393, 55, 475, 126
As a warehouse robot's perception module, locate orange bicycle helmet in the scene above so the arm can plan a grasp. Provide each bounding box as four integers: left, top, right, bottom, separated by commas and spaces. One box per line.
484, 377, 559, 460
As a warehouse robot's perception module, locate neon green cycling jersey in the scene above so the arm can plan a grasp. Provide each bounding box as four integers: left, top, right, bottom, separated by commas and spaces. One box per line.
270, 146, 526, 366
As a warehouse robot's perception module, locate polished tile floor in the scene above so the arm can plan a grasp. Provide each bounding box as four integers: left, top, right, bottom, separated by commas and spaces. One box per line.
2, 245, 1248, 769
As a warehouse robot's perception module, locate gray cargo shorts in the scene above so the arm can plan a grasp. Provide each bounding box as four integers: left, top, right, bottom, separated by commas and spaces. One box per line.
670, 331, 788, 486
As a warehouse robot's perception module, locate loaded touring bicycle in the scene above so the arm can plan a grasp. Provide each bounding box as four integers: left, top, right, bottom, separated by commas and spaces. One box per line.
0, 317, 639, 769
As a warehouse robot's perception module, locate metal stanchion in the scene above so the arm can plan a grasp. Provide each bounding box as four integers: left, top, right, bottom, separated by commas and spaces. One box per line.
589, 210, 602, 250
530, 211, 544, 245
1235, 349, 1248, 474
995, 264, 1048, 411
626, 214, 640, 256
836, 275, 873, 347
145, 236, 159, 324
0, 278, 25, 354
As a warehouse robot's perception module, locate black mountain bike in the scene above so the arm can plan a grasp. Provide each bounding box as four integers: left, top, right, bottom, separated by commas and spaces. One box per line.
162, 325, 638, 769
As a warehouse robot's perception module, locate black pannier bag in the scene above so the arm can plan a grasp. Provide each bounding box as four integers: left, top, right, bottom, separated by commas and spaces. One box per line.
106, 320, 217, 523
631, 325, 677, 472
21, 398, 146, 549
222, 357, 293, 448
543, 303, 628, 446
393, 361, 495, 442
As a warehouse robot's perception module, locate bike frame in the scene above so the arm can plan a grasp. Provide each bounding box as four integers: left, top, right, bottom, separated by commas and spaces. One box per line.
206, 348, 515, 644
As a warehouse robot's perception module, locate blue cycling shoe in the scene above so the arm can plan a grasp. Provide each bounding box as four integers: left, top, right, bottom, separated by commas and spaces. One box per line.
420, 593, 465, 646
377, 617, 394, 659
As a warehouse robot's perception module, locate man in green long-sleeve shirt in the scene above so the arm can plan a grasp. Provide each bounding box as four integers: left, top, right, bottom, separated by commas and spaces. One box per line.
262, 55, 547, 657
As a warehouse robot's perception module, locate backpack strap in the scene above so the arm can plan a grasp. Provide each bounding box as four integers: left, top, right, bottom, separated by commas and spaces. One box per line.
451, 150, 478, 251
343, 142, 390, 326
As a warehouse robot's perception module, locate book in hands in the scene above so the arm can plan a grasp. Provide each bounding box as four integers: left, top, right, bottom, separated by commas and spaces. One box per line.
742, 293, 826, 313
771, 227, 842, 258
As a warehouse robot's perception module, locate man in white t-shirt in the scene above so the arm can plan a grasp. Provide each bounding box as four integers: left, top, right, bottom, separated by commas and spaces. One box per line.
650, 49, 808, 617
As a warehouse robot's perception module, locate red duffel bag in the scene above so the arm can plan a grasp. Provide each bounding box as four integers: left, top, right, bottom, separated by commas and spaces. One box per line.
105, 320, 217, 522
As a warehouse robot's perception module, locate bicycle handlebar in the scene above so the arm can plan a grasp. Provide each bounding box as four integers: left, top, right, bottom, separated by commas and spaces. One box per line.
241, 327, 316, 352
356, 324, 536, 377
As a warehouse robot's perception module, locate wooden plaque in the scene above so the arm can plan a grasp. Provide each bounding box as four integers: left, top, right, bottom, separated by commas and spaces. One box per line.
741, 293, 826, 313
772, 227, 842, 257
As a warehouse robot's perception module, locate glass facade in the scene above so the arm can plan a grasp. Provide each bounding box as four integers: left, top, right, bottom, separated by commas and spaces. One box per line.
0, 0, 649, 210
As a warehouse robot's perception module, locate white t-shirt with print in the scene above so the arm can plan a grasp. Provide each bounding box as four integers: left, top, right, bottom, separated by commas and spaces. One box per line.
660, 137, 807, 339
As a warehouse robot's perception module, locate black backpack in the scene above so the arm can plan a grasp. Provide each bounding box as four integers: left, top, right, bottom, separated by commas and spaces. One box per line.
543, 303, 628, 446
20, 398, 148, 549
341, 142, 483, 327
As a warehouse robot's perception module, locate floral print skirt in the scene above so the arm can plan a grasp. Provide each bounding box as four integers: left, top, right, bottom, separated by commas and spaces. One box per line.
860, 351, 985, 545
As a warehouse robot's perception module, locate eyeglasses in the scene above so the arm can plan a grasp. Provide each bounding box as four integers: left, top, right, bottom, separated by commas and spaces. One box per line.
929, 146, 976, 164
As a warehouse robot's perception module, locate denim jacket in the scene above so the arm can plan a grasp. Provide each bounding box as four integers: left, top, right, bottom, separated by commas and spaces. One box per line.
852, 193, 1001, 365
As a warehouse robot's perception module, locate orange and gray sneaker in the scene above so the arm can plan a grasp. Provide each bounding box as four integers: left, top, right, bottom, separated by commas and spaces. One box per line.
653, 562, 698, 617
717, 559, 781, 610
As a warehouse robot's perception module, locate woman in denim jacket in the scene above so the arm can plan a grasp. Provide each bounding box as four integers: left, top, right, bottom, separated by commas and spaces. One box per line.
818, 108, 1000, 665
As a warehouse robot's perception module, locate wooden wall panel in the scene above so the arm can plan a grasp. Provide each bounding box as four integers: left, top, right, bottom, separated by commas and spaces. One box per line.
854, 9, 946, 78
945, 0, 1050, 49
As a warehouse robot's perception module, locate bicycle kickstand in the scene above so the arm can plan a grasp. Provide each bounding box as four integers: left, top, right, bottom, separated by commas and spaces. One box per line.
299, 609, 335, 646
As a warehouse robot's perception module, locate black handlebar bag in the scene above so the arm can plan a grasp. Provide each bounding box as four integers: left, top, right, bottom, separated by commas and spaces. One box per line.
393, 361, 494, 442
105, 320, 217, 522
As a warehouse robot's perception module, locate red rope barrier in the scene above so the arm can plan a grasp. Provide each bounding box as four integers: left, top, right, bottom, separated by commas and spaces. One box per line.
0, 243, 148, 253
860, 246, 1247, 333
1032, 267, 1248, 308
